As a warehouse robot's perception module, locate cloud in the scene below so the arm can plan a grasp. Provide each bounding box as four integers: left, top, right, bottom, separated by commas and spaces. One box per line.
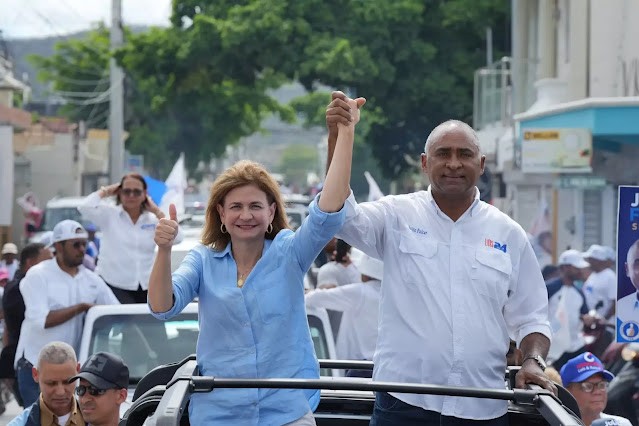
1, 0, 171, 39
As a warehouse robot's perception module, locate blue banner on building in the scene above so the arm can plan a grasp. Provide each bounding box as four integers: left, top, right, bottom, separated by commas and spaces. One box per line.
617, 185, 639, 342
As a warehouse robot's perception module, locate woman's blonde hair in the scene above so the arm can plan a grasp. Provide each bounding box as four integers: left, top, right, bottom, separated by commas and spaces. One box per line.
545, 367, 563, 385
202, 160, 290, 250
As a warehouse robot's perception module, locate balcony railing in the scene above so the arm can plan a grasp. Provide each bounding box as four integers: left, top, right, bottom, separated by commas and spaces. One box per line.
473, 57, 539, 131
473, 57, 511, 131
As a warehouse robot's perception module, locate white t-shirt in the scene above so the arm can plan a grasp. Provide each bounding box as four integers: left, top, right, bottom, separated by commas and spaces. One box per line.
57, 412, 71, 425
306, 280, 381, 361
583, 268, 617, 318
599, 412, 634, 425
316, 261, 360, 288
547, 279, 588, 357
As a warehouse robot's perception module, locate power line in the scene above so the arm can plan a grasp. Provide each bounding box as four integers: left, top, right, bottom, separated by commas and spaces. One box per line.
32, 10, 109, 59
54, 75, 110, 86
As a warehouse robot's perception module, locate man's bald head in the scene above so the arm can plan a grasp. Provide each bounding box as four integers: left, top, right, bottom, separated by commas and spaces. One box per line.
626, 239, 639, 291
424, 120, 481, 155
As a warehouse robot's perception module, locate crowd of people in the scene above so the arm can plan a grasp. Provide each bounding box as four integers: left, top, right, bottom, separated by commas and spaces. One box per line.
0, 172, 184, 424
0, 91, 634, 425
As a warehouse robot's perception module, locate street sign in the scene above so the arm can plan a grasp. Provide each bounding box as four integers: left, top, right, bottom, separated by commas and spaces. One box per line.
555, 176, 606, 189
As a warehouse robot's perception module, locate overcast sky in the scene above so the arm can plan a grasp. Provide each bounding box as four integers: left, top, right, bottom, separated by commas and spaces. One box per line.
0, 0, 172, 39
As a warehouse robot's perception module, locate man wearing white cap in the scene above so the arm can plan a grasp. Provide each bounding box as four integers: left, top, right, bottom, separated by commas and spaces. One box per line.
546, 249, 594, 370
583, 245, 617, 321
305, 249, 382, 376
1, 243, 20, 281
14, 220, 119, 407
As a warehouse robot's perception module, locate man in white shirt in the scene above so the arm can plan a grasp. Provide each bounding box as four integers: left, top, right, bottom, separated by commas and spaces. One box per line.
583, 245, 617, 321
15, 220, 119, 407
1, 243, 20, 281
559, 352, 633, 426
546, 250, 594, 370
326, 92, 554, 424
617, 239, 639, 330
306, 249, 382, 377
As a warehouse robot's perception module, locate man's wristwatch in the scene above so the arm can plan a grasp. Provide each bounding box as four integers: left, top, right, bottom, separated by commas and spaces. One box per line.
522, 355, 547, 371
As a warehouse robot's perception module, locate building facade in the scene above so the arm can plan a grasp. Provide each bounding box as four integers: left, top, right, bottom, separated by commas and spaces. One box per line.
475, 0, 639, 260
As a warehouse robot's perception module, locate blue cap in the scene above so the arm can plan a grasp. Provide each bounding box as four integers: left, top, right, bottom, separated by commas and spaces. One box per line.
85, 223, 97, 232
559, 352, 614, 385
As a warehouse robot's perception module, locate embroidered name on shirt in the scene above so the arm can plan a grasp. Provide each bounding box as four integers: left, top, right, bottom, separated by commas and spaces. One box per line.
485, 238, 507, 253
409, 226, 427, 235
141, 224, 156, 230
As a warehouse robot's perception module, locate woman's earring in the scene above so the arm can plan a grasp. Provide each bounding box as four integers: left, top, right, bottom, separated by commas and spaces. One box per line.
220, 223, 227, 234
267, 223, 273, 233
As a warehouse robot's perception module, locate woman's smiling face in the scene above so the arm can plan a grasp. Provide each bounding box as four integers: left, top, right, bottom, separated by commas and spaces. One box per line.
217, 184, 276, 244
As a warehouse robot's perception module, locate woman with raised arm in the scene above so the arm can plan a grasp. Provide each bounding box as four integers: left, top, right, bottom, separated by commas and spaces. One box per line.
148, 96, 364, 425
78, 172, 183, 303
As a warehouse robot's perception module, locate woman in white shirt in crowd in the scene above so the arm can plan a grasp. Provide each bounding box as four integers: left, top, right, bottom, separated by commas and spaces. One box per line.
79, 172, 183, 303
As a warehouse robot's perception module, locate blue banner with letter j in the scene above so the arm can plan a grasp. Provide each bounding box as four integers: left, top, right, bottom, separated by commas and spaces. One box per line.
617, 185, 639, 342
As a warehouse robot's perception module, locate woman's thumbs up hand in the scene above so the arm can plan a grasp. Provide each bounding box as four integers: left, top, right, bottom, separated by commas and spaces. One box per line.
155, 203, 179, 250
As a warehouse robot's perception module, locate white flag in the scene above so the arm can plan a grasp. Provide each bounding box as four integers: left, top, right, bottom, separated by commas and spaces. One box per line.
364, 171, 384, 202
160, 153, 188, 217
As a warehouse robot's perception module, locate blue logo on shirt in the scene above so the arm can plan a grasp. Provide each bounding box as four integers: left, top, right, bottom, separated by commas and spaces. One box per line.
485, 238, 507, 253
141, 224, 156, 231
409, 226, 427, 235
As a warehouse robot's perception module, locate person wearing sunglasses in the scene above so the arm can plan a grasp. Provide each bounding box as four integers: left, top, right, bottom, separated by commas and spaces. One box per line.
79, 172, 183, 304
70, 352, 128, 426
14, 221, 119, 407
560, 352, 633, 426
8, 341, 84, 426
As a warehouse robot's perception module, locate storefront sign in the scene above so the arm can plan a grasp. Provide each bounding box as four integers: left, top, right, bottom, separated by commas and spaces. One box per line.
521, 128, 592, 173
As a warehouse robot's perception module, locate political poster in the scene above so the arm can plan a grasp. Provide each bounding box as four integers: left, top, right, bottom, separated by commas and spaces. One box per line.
616, 185, 639, 342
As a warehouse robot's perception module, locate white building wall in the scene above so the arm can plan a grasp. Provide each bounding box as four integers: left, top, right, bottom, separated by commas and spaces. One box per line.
24, 133, 81, 202
589, 0, 639, 97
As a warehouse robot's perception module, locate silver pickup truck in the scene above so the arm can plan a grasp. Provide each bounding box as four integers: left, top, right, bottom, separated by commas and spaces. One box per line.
77, 303, 338, 417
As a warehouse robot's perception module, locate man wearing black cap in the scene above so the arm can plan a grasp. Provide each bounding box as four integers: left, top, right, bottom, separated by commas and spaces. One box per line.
71, 352, 129, 426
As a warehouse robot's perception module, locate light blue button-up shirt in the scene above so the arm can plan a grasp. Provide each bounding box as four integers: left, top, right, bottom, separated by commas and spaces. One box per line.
150, 196, 345, 425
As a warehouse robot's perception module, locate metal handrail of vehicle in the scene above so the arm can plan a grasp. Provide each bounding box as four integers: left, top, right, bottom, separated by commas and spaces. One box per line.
141, 359, 584, 426
319, 359, 374, 371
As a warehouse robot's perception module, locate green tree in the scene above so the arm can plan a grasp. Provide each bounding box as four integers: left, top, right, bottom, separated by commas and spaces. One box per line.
27, 27, 111, 128
169, 0, 509, 179
30, 0, 509, 180
278, 145, 318, 187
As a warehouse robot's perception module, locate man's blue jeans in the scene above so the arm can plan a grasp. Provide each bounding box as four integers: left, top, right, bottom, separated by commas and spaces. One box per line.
370, 392, 509, 426
16, 358, 39, 408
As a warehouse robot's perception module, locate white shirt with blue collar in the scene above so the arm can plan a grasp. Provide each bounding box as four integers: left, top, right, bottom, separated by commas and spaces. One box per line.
337, 186, 551, 420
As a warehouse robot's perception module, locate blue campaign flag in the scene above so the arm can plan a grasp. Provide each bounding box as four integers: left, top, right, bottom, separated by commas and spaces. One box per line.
616, 185, 639, 343
144, 175, 167, 206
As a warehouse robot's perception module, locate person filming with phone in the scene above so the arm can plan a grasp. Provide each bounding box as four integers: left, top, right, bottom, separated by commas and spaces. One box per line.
79, 173, 183, 304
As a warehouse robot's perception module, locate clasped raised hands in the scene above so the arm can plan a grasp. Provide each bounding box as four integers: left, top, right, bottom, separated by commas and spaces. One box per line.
325, 91, 366, 134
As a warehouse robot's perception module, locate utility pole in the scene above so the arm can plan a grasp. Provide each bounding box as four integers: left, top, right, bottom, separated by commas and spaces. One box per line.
109, 0, 125, 182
